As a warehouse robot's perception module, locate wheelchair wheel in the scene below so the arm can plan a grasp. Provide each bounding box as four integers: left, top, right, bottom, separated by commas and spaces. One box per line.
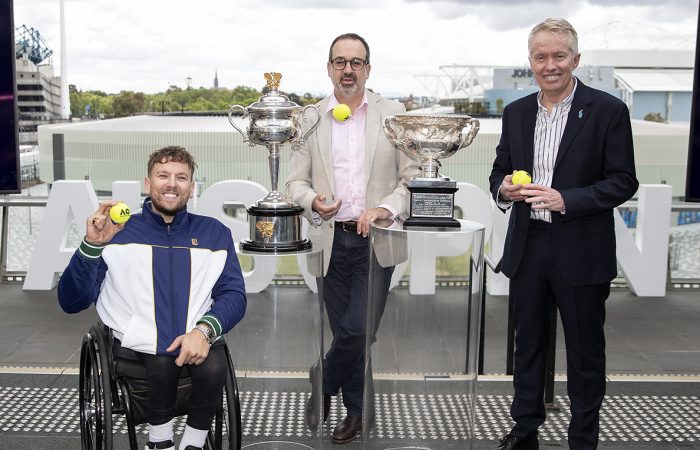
79, 329, 114, 449
92, 324, 115, 450
223, 344, 242, 450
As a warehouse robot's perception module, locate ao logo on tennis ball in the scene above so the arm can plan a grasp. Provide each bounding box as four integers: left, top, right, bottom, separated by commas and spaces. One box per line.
109, 202, 131, 224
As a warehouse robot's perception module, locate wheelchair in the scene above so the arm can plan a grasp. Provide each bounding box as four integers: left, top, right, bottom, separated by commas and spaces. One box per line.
79, 322, 242, 450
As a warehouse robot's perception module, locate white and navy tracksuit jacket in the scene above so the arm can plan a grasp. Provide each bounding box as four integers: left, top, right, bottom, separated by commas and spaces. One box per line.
58, 198, 247, 356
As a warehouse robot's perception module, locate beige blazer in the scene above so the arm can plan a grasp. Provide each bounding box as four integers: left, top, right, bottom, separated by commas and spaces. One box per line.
285, 90, 420, 275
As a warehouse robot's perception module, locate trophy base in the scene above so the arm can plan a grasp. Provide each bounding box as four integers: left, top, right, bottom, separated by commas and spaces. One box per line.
239, 238, 312, 253
406, 180, 458, 229
243, 205, 311, 253
403, 217, 461, 229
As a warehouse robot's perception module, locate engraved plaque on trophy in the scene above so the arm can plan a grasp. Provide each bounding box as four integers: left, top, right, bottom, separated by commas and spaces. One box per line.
384, 113, 479, 228
228, 73, 321, 251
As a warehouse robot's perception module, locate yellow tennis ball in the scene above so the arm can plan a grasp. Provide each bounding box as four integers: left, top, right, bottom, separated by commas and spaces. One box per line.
109, 202, 131, 224
512, 170, 532, 185
332, 104, 351, 122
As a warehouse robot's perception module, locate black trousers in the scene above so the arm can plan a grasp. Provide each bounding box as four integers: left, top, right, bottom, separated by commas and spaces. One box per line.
322, 226, 393, 416
509, 220, 609, 450
136, 342, 228, 430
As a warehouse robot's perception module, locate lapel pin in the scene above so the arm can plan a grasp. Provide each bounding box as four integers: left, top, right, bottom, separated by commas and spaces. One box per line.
578, 109, 583, 119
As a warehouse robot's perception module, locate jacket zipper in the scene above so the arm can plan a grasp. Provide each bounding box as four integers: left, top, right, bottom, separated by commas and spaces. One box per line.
167, 223, 178, 350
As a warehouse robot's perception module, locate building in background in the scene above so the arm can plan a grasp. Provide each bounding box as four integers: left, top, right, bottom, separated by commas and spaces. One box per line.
424, 22, 694, 122
16, 57, 62, 144
36, 115, 691, 198
15, 26, 64, 146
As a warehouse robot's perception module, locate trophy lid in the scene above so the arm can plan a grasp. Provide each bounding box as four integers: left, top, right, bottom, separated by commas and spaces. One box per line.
246, 72, 301, 114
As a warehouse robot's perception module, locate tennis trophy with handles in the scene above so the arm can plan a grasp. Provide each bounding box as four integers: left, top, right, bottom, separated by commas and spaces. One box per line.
383, 113, 480, 228
228, 72, 321, 251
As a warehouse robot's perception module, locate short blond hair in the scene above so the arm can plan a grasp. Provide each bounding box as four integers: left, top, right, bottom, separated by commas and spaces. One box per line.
528, 18, 579, 57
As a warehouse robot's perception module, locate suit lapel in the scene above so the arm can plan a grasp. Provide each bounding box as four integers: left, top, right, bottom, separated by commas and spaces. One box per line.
522, 97, 538, 172
365, 91, 381, 184
555, 82, 592, 169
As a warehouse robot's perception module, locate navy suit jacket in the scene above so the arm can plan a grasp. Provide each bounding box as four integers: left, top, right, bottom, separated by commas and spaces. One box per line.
489, 80, 639, 286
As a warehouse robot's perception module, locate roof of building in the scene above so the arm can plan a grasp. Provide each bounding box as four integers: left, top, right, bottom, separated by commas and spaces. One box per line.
581, 21, 695, 52
614, 68, 694, 92
40, 114, 690, 137
42, 114, 242, 133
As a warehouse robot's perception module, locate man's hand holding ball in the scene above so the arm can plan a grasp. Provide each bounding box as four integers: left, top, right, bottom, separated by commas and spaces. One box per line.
86, 200, 130, 245
499, 170, 531, 202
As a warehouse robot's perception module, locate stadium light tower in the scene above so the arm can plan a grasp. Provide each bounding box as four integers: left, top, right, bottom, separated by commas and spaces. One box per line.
59, 0, 69, 119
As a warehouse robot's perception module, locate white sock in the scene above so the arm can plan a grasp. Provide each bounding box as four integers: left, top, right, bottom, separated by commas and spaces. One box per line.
178, 425, 208, 449
148, 419, 174, 445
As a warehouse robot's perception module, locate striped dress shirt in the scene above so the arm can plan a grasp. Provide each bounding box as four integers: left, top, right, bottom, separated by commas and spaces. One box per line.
531, 78, 577, 222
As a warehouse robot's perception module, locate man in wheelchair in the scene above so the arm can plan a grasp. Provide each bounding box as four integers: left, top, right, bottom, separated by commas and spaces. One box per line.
58, 146, 247, 450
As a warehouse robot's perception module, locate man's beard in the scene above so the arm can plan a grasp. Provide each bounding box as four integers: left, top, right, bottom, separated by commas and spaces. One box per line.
335, 73, 361, 97
151, 191, 188, 217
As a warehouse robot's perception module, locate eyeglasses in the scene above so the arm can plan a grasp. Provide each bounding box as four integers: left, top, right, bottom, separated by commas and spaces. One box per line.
330, 57, 367, 71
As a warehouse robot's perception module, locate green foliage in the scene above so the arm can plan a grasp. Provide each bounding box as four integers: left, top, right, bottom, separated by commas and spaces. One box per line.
644, 112, 665, 123
112, 91, 146, 117
69, 83, 325, 118
495, 98, 505, 115
453, 100, 485, 115
70, 86, 112, 118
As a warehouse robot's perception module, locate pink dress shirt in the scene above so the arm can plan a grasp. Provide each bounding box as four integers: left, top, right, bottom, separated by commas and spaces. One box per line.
328, 93, 368, 222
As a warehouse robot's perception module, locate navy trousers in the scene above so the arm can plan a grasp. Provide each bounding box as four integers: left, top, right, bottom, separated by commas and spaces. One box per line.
322, 226, 392, 416
509, 220, 609, 450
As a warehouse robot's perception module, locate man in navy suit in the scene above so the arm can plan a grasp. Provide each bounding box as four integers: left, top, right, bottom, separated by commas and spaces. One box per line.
489, 18, 638, 450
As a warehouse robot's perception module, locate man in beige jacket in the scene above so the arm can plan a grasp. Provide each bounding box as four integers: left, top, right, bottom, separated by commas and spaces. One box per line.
285, 32, 419, 444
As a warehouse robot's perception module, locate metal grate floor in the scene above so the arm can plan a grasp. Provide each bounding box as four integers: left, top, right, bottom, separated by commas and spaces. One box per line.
1, 384, 698, 446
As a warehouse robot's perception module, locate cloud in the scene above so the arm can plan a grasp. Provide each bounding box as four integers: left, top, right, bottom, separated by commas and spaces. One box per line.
12, 0, 698, 97
404, 0, 697, 29
238, 0, 379, 8
403, 0, 580, 27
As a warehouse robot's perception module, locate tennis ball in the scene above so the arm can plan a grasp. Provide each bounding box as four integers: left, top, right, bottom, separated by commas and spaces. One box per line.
332, 104, 351, 122
512, 170, 532, 185
109, 202, 131, 224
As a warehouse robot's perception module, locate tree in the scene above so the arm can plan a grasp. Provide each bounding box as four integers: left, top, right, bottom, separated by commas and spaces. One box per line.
496, 98, 505, 115
112, 91, 146, 117
644, 112, 665, 123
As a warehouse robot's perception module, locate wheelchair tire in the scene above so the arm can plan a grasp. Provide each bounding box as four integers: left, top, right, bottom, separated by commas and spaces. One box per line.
223, 343, 242, 450
91, 324, 115, 450
80, 330, 114, 449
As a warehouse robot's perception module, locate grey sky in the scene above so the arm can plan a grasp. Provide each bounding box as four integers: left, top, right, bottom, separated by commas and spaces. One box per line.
13, 0, 698, 97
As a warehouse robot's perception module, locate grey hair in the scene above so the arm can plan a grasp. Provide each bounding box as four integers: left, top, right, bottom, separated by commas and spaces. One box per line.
528, 18, 579, 56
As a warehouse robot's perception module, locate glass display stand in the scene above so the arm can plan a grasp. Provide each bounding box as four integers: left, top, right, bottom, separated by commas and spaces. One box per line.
362, 219, 485, 449
229, 246, 326, 449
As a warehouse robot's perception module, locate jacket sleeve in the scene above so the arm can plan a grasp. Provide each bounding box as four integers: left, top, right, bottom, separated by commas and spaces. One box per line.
285, 106, 322, 223
199, 230, 247, 337
57, 238, 108, 314
489, 106, 514, 209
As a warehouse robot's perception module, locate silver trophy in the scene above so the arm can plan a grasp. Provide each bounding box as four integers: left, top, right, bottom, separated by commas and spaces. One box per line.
383, 113, 480, 228
228, 72, 321, 252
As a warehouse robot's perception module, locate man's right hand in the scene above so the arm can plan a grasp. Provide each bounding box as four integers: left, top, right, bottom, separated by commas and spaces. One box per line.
86, 200, 127, 245
311, 194, 341, 221
499, 174, 529, 202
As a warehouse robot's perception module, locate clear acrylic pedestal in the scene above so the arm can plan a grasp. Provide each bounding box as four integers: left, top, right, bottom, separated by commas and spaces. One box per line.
229, 246, 326, 449
362, 219, 485, 449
